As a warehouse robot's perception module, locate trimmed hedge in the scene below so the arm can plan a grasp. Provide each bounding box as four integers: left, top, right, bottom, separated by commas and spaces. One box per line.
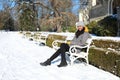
89, 39, 120, 77
93, 40, 120, 51
89, 48, 120, 76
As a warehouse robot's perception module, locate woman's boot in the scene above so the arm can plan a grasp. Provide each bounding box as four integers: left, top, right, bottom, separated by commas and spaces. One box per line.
40, 49, 61, 66
40, 59, 51, 66
57, 61, 67, 67
57, 51, 67, 67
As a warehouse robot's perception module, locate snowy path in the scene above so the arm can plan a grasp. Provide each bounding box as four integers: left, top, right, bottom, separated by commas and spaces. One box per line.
0, 32, 119, 80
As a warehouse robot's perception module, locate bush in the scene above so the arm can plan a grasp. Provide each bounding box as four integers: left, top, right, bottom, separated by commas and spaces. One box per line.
89, 39, 120, 77
93, 40, 120, 51
87, 16, 117, 36
62, 26, 76, 32
98, 16, 117, 36
87, 21, 98, 33
89, 48, 120, 77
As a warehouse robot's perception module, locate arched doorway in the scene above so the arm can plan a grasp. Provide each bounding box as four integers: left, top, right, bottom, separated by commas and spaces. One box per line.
112, 0, 120, 14
108, 0, 120, 15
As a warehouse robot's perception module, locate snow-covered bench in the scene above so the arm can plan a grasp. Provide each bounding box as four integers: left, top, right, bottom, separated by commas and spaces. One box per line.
52, 37, 92, 65
22, 31, 30, 38
68, 38, 92, 65
37, 32, 49, 46
28, 32, 35, 41
24, 32, 49, 46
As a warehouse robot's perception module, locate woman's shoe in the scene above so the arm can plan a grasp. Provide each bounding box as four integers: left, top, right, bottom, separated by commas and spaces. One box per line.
57, 62, 67, 67
40, 59, 51, 66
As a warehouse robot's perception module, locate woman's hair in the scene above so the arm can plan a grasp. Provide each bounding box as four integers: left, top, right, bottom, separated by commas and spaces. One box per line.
75, 27, 85, 38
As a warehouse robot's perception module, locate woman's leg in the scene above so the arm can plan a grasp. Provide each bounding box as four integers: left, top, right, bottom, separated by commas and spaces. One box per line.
40, 48, 61, 66
57, 43, 69, 67
40, 43, 69, 67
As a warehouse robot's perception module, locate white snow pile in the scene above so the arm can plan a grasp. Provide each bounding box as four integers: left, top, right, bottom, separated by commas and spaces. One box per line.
0, 31, 119, 80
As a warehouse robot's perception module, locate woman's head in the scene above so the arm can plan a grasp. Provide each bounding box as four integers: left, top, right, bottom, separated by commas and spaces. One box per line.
75, 21, 85, 38
76, 21, 85, 31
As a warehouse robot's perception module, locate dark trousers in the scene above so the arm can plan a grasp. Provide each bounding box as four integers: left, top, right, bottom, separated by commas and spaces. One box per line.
49, 43, 70, 63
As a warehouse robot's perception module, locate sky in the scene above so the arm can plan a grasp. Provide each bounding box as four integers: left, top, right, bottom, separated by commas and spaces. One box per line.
0, 3, 2, 10
0, 31, 119, 80
72, 0, 80, 15
0, 0, 15, 10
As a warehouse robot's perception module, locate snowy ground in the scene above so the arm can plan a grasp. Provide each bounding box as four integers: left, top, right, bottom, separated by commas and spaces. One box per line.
0, 31, 119, 80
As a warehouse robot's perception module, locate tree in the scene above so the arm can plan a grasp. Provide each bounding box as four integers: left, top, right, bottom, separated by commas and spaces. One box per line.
0, 11, 5, 30
36, 0, 76, 32
13, 0, 77, 32
0, 2, 15, 31
15, 0, 37, 31
3, 15, 14, 31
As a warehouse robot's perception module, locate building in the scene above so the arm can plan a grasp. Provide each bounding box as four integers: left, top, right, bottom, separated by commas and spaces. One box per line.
89, 0, 120, 36
79, 0, 120, 21
89, 0, 120, 21
79, 0, 120, 36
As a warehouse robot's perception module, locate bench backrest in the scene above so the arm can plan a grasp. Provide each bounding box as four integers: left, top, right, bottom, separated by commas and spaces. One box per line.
39, 32, 49, 45
85, 38, 92, 53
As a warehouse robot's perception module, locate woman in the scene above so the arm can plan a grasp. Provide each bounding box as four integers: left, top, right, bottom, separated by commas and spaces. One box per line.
40, 21, 91, 67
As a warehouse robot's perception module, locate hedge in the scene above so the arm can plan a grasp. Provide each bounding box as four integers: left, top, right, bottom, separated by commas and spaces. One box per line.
89, 48, 120, 77
89, 39, 120, 77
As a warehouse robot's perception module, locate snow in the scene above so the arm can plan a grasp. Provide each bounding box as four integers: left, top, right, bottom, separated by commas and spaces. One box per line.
0, 31, 119, 80
92, 36, 120, 42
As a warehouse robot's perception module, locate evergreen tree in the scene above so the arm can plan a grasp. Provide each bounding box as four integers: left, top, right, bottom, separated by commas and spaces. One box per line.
16, 0, 37, 31
3, 16, 14, 31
